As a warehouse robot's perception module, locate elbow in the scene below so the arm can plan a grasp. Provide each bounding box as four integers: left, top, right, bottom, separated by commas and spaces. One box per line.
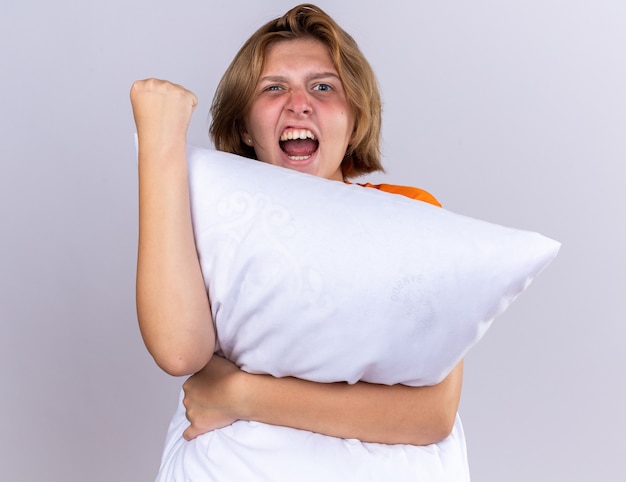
425, 361, 464, 444
405, 409, 457, 446
138, 315, 215, 376
426, 411, 458, 444
405, 361, 464, 445
145, 339, 214, 377
154, 353, 206, 377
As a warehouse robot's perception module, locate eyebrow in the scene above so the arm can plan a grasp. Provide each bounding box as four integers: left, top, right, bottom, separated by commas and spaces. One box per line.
258, 72, 341, 83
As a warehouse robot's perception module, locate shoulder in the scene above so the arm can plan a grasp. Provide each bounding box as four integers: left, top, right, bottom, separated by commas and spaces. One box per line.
354, 182, 442, 207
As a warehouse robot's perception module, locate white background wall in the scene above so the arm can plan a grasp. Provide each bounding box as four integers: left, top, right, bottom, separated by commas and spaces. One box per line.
1, 1, 624, 480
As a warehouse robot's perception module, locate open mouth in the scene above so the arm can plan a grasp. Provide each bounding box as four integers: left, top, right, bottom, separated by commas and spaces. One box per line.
279, 129, 319, 160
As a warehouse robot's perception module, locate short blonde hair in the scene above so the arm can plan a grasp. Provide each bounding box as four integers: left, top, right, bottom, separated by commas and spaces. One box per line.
209, 3, 383, 178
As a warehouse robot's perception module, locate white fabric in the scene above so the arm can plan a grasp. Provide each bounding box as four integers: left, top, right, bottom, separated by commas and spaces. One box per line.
158, 390, 470, 482
154, 144, 560, 481
187, 145, 560, 386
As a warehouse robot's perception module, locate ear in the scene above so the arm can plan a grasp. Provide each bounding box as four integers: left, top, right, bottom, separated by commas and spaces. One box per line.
240, 129, 253, 146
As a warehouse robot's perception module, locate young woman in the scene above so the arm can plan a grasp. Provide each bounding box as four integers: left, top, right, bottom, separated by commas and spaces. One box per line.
132, 4, 467, 480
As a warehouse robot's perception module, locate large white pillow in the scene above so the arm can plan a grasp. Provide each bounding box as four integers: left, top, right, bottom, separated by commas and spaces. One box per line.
152, 143, 558, 482
186, 144, 560, 386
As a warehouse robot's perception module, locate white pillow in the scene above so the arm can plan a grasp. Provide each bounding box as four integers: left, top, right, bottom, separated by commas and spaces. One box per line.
186, 144, 560, 386
157, 393, 471, 482
153, 143, 558, 482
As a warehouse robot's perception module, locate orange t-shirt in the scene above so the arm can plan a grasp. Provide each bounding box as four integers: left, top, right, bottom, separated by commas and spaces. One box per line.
357, 182, 442, 207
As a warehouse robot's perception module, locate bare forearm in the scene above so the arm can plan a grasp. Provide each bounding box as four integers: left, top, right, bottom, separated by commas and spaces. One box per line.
136, 144, 214, 375
239, 361, 463, 445
132, 80, 214, 376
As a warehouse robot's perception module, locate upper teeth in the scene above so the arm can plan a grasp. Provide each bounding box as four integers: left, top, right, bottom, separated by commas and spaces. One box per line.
280, 129, 315, 141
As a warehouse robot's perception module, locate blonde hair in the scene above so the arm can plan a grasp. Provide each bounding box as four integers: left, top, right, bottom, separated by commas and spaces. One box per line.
209, 3, 383, 178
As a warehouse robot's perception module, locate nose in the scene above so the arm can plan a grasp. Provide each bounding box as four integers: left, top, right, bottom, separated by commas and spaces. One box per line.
286, 88, 312, 115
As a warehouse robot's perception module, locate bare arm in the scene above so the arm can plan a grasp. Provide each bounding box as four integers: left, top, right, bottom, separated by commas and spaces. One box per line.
183, 357, 463, 445
132, 79, 214, 376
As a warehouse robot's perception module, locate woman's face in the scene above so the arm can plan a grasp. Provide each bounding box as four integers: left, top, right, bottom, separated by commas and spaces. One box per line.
242, 38, 355, 181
